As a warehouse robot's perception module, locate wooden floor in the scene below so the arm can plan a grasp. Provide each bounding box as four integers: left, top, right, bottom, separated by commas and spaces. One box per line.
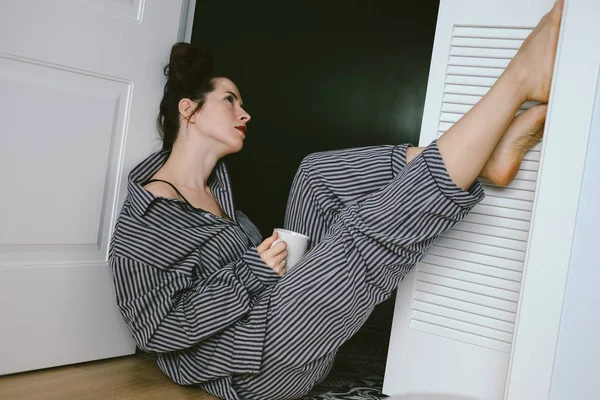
0, 355, 220, 400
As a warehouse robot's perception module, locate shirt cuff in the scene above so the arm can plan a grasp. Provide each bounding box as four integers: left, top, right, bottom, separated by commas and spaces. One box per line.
239, 247, 281, 289
421, 140, 486, 210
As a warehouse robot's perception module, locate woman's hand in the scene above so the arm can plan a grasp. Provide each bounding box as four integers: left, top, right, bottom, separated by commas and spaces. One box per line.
256, 231, 288, 277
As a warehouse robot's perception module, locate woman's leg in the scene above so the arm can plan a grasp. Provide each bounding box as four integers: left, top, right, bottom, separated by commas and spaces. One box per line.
284, 0, 559, 246
233, 3, 563, 399
235, 141, 485, 399
432, 0, 561, 190
284, 143, 412, 246
283, 99, 547, 253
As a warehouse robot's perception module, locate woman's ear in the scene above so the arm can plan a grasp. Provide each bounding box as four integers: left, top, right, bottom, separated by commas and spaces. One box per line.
178, 98, 197, 123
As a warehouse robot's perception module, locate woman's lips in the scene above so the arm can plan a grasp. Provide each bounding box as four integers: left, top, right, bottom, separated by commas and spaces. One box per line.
235, 126, 246, 135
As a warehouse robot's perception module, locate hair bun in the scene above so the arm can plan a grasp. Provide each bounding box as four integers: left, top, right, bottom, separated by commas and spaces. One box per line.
164, 42, 214, 88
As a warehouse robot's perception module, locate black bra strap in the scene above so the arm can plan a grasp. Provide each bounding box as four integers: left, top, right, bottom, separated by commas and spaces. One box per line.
145, 179, 194, 208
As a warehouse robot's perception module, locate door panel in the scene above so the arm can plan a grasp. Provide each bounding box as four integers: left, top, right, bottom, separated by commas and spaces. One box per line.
0, 0, 189, 374
383, 1, 554, 398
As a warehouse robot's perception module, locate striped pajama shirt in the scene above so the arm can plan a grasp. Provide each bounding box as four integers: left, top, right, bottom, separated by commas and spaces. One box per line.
109, 140, 485, 400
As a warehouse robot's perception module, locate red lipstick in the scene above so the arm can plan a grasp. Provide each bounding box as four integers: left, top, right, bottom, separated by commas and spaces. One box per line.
235, 126, 247, 135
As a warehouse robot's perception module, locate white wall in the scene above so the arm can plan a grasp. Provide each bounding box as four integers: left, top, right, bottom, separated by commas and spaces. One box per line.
549, 70, 600, 400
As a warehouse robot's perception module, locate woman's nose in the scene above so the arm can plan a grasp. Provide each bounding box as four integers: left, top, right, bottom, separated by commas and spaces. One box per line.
240, 109, 251, 122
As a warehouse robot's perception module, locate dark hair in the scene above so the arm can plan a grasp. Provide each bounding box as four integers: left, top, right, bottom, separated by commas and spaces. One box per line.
157, 42, 226, 150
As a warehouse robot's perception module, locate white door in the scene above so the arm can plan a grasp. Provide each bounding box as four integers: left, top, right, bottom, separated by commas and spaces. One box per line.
383, 0, 567, 398
0, 0, 194, 375
384, 0, 600, 398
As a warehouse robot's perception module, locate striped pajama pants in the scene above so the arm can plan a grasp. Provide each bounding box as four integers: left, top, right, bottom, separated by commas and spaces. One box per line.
231, 141, 484, 399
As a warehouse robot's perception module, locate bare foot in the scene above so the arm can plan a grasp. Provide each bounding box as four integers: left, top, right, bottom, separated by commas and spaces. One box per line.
481, 104, 547, 186
507, 0, 563, 103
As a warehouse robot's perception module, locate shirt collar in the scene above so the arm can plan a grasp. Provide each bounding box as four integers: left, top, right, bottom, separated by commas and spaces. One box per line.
126, 149, 237, 221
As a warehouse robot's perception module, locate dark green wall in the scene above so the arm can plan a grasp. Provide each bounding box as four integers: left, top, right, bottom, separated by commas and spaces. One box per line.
192, 0, 439, 237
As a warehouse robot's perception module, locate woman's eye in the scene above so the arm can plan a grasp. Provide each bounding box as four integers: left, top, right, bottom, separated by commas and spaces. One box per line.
226, 95, 234, 103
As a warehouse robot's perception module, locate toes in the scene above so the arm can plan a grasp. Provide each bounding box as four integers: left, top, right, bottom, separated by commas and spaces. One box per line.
551, 0, 564, 23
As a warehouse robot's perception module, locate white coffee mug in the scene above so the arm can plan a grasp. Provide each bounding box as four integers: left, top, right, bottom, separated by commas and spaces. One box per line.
270, 228, 310, 271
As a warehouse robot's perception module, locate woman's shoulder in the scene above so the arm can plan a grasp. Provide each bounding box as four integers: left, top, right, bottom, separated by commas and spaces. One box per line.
143, 180, 179, 200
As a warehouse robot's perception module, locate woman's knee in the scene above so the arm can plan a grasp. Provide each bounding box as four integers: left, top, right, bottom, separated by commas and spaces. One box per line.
298, 151, 326, 175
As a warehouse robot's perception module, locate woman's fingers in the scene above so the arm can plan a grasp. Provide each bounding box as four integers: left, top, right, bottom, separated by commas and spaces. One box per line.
273, 265, 286, 277
271, 249, 288, 266
257, 231, 278, 253
271, 251, 289, 277
264, 245, 288, 266
262, 241, 287, 258
256, 230, 289, 276
257, 237, 288, 276
266, 248, 288, 276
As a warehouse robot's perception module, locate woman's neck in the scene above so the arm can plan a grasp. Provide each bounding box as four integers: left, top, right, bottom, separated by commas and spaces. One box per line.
158, 137, 223, 192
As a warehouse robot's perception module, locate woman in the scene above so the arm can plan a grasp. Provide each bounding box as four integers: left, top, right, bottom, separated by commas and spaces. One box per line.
109, 2, 562, 399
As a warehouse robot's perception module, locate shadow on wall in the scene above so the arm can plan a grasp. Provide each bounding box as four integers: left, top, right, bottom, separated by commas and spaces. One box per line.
192, 0, 440, 236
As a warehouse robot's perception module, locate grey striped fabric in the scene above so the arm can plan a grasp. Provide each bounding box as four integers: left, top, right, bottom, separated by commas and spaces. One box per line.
109, 140, 485, 400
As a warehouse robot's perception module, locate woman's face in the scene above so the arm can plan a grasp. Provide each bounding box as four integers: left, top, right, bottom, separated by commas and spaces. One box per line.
191, 77, 251, 154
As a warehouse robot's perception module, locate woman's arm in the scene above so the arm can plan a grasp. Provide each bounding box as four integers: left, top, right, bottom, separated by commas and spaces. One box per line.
110, 246, 278, 354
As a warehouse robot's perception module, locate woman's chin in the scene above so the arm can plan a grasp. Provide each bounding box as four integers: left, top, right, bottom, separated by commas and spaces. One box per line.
229, 140, 244, 154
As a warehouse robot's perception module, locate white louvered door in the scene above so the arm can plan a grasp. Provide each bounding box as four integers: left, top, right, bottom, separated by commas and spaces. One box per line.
383, 1, 555, 399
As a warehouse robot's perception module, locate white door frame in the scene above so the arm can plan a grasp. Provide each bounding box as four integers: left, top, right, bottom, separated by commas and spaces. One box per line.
179, 0, 196, 43
505, 0, 600, 398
